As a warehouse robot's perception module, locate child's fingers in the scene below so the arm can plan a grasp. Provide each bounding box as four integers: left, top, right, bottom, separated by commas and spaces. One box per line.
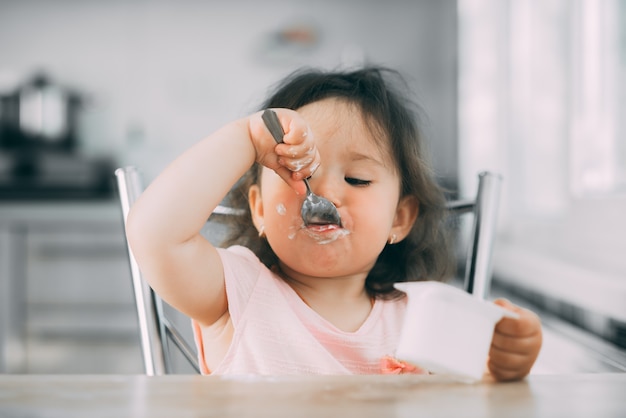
488, 345, 531, 372
488, 358, 531, 382
272, 166, 308, 196
488, 342, 534, 382
488, 298, 542, 381
275, 145, 319, 177
493, 298, 542, 337
491, 331, 540, 355
268, 108, 311, 148
276, 121, 318, 176
493, 297, 521, 315
282, 113, 312, 146
488, 340, 535, 381
254, 109, 320, 186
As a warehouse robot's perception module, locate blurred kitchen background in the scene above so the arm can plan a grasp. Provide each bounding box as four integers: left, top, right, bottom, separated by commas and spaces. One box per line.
0, 0, 625, 374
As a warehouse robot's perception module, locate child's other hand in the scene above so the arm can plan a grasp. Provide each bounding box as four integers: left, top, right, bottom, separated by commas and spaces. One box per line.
249, 108, 320, 195
488, 298, 543, 381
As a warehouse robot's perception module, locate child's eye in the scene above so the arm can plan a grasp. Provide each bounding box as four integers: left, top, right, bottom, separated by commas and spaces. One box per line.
345, 177, 372, 186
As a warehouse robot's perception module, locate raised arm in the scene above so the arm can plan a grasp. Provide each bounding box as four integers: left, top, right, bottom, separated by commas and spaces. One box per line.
125, 110, 317, 326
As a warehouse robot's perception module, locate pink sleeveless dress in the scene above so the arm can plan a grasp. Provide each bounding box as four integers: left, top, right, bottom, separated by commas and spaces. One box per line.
193, 245, 425, 375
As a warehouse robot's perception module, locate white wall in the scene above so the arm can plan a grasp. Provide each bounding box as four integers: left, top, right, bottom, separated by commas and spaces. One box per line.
0, 0, 458, 183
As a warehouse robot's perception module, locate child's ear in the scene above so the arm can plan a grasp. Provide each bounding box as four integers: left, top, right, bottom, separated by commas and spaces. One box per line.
391, 195, 419, 243
248, 184, 265, 233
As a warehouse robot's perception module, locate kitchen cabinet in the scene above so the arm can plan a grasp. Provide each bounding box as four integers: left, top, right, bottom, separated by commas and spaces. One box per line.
26, 226, 131, 306
0, 202, 141, 373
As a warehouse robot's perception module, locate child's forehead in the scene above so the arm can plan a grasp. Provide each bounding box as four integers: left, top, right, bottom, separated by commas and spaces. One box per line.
297, 98, 394, 165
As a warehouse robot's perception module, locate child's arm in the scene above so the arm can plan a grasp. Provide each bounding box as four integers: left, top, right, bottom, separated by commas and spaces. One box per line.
126, 110, 318, 326
487, 299, 543, 381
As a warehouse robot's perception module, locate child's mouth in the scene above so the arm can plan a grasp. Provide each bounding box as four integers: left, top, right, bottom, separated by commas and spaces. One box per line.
306, 223, 341, 233
302, 223, 350, 244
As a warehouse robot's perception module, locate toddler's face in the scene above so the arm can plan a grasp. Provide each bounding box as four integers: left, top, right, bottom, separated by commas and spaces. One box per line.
252, 98, 414, 279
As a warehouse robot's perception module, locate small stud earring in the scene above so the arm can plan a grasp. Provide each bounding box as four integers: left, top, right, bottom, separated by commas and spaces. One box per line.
388, 233, 397, 245
258, 225, 266, 238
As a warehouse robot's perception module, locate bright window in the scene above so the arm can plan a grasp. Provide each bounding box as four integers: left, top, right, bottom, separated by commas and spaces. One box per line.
459, 0, 626, 218
458, 0, 626, 303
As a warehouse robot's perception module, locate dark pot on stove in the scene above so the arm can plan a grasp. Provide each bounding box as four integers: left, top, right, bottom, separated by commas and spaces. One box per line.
0, 71, 83, 153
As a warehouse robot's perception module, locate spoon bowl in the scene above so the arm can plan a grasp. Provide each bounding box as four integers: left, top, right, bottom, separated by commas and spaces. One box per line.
301, 179, 342, 225
262, 109, 342, 227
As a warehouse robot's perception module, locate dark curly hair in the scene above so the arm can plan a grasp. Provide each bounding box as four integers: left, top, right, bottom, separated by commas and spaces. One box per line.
214, 66, 455, 299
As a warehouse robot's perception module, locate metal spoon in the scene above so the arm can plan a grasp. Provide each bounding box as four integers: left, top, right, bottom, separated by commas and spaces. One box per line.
261, 109, 342, 226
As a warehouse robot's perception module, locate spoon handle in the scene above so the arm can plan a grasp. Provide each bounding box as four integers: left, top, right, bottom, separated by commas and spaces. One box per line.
262, 109, 285, 144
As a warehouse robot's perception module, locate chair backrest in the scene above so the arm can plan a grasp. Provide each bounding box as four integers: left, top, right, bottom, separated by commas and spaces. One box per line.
447, 171, 502, 299
116, 167, 200, 375
115, 166, 501, 375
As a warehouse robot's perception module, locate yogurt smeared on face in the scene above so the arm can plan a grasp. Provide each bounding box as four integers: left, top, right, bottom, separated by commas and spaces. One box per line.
276, 203, 286, 216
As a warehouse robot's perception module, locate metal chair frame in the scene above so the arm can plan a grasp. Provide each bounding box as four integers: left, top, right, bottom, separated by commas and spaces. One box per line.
116, 167, 200, 375
115, 167, 501, 375
447, 171, 502, 299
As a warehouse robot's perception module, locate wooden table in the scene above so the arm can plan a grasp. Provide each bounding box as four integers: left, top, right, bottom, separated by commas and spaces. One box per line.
1, 373, 625, 417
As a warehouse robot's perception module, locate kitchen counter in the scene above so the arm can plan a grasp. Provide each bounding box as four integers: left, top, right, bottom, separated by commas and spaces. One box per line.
0, 200, 122, 225
0, 201, 131, 373
0, 373, 625, 417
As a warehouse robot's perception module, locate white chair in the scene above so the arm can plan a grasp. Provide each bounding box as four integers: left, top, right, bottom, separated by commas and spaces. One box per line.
115, 166, 501, 375
116, 167, 200, 375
